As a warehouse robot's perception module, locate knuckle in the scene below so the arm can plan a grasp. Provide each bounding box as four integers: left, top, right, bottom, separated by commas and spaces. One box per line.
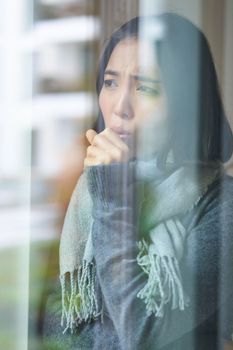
94, 134, 104, 146
104, 153, 111, 163
114, 149, 122, 160
102, 153, 111, 164
92, 134, 98, 145
97, 154, 104, 163
86, 145, 92, 155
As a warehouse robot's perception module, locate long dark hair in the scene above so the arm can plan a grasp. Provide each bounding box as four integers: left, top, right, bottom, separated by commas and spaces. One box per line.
94, 13, 233, 170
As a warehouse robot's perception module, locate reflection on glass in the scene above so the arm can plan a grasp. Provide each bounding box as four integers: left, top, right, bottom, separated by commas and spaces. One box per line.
42, 10, 233, 350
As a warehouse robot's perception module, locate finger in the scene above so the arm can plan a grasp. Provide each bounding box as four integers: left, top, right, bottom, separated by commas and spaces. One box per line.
83, 157, 102, 170
103, 127, 130, 152
91, 132, 120, 153
91, 129, 129, 158
86, 129, 97, 144
84, 151, 112, 168
87, 144, 125, 162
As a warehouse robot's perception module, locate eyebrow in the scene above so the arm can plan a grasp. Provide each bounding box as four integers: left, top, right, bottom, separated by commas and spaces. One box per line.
104, 69, 161, 84
104, 69, 119, 76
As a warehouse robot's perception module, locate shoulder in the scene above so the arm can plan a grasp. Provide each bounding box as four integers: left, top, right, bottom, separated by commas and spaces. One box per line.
182, 172, 233, 232
217, 172, 233, 199
204, 172, 233, 213
214, 172, 233, 225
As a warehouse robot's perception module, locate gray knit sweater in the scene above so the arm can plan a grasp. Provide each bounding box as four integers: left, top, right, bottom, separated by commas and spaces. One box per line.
42, 162, 233, 350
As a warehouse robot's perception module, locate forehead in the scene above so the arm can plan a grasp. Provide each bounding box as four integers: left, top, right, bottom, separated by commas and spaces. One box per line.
106, 37, 160, 76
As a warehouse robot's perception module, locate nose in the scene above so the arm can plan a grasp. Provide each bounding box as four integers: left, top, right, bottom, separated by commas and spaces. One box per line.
113, 86, 134, 120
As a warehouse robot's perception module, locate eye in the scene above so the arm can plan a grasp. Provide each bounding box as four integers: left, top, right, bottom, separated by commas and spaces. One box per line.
137, 85, 160, 96
103, 79, 118, 89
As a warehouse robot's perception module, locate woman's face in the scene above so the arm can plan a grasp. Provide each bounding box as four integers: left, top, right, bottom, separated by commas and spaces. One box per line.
99, 37, 169, 160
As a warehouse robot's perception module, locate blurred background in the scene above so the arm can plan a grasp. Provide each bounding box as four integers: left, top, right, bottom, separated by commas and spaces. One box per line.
0, 0, 233, 349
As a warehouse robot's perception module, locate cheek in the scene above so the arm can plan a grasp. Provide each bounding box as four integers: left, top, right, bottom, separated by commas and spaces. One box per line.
99, 89, 109, 123
135, 96, 167, 126
135, 96, 169, 158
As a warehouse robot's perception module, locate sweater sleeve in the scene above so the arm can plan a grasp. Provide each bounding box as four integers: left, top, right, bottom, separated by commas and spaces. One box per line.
85, 162, 233, 350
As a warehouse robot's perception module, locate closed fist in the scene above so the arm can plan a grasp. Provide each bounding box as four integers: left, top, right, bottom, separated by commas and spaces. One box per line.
83, 127, 130, 170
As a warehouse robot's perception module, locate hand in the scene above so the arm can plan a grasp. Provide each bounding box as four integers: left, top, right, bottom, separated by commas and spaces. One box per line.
83, 127, 130, 170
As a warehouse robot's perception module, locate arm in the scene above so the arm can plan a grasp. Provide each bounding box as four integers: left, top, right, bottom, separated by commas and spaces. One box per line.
86, 163, 233, 349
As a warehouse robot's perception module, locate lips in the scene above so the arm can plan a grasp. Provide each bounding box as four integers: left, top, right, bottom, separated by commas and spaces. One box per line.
115, 132, 132, 143
118, 133, 130, 138
110, 127, 131, 137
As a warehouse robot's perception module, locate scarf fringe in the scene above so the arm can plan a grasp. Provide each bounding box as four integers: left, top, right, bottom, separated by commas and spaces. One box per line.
60, 260, 101, 334
136, 239, 190, 317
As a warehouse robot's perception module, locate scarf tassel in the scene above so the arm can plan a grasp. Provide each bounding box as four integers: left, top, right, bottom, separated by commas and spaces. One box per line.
60, 260, 101, 334
136, 239, 190, 317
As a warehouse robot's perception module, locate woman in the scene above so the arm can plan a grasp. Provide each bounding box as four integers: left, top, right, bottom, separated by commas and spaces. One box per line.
42, 13, 233, 350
